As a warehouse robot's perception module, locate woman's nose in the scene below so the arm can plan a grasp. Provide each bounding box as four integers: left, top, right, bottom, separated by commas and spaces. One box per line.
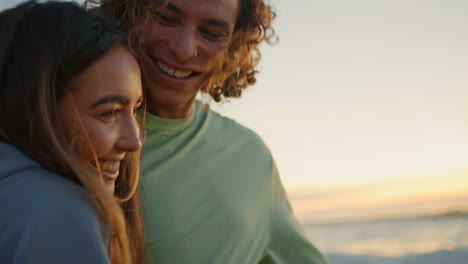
117, 118, 141, 152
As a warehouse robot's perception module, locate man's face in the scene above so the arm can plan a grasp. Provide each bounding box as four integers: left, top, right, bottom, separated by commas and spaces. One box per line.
143, 0, 239, 118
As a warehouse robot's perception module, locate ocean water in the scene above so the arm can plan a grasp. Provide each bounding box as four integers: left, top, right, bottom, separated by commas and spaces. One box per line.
304, 213, 468, 264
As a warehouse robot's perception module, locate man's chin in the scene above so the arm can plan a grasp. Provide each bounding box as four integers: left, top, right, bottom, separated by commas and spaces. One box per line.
147, 90, 197, 118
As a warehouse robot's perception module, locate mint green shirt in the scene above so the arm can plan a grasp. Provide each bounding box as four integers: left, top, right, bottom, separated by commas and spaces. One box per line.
141, 101, 328, 264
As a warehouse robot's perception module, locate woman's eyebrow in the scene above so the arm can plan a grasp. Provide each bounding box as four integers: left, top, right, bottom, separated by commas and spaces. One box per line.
136, 96, 143, 104
90, 95, 130, 108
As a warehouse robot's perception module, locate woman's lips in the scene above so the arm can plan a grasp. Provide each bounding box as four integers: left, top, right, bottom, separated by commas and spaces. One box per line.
101, 168, 119, 181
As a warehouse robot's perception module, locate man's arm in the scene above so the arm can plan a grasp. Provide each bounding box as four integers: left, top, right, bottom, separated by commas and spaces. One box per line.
260, 163, 329, 264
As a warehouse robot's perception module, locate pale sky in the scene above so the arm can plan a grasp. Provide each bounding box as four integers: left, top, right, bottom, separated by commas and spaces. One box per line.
212, 0, 468, 190
3, 0, 468, 220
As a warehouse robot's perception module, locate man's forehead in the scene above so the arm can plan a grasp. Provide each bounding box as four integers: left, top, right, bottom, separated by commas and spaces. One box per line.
161, 0, 239, 13
160, 0, 239, 25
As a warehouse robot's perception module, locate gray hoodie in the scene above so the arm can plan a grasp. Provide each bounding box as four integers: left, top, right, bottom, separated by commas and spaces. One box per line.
0, 142, 110, 263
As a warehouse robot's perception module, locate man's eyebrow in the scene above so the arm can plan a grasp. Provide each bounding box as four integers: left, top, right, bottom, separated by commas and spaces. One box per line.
165, 2, 231, 29
166, 3, 183, 15
90, 96, 129, 108
204, 19, 230, 29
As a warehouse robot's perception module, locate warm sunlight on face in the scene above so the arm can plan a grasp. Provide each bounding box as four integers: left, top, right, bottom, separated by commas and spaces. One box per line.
59, 45, 143, 193
143, 0, 238, 117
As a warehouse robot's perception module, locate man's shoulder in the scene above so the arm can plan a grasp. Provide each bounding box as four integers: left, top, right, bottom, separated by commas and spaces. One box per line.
205, 106, 260, 139
201, 107, 273, 163
207, 108, 267, 147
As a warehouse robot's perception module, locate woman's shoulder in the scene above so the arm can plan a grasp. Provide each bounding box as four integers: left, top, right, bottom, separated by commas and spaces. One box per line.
0, 156, 99, 233
0, 145, 110, 263
5, 165, 92, 212
0, 142, 91, 213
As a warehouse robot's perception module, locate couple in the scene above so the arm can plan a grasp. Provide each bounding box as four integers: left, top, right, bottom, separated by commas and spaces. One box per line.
0, 0, 328, 263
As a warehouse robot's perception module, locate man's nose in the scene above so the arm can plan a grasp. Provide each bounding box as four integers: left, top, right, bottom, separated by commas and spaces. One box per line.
168, 27, 198, 62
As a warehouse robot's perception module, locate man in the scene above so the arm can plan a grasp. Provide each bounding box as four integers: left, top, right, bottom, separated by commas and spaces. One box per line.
89, 0, 328, 263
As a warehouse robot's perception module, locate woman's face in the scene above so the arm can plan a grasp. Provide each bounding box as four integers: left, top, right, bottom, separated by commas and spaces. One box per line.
58, 45, 143, 193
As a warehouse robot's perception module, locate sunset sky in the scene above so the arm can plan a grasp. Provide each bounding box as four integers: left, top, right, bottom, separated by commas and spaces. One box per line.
2, 0, 468, 221
213, 0, 468, 221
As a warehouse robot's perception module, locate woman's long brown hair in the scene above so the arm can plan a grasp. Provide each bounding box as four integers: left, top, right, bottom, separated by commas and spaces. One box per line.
0, 1, 144, 263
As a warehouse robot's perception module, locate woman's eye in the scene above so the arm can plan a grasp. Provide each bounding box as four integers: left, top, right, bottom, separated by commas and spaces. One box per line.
133, 106, 143, 116
101, 108, 120, 118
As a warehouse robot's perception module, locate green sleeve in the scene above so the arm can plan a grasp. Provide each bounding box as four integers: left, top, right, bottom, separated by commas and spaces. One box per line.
260, 163, 329, 264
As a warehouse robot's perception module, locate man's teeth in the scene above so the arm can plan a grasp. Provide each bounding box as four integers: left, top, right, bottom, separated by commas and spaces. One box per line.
156, 61, 193, 78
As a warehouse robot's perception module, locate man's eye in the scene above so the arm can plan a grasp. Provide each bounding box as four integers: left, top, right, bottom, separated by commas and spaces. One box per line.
202, 30, 222, 38
201, 29, 229, 42
156, 12, 177, 24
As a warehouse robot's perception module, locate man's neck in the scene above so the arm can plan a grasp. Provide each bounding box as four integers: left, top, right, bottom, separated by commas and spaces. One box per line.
147, 100, 194, 119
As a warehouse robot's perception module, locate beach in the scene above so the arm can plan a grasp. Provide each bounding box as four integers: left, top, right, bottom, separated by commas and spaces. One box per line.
326, 249, 468, 264
304, 213, 468, 264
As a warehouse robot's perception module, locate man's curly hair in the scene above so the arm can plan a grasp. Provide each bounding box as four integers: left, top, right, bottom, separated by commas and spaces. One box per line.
85, 0, 277, 102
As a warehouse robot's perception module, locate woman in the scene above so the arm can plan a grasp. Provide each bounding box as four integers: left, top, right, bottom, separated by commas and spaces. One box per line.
0, 1, 144, 263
